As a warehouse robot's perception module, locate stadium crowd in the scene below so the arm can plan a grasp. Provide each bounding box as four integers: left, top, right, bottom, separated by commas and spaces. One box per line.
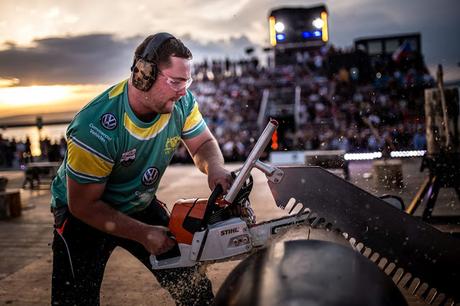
0, 44, 432, 167
174, 44, 432, 162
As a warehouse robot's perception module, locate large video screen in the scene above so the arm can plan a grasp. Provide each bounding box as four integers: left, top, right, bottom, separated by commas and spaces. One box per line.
269, 6, 328, 48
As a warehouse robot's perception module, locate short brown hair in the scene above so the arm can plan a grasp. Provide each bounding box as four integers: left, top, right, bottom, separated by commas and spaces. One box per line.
134, 35, 192, 68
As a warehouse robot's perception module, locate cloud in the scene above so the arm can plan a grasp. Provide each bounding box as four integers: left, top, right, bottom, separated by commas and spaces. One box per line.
0, 33, 253, 86
0, 0, 458, 83
0, 34, 136, 86
182, 34, 254, 60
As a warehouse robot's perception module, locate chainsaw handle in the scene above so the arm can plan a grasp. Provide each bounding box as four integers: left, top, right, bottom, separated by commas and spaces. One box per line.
201, 184, 224, 229
224, 119, 278, 203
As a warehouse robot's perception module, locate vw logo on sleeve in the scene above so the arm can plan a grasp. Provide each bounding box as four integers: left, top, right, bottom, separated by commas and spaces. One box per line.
100, 113, 118, 130
142, 167, 159, 186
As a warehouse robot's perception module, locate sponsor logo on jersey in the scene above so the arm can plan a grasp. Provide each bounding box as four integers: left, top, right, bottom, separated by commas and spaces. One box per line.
133, 189, 155, 206
142, 167, 159, 186
89, 123, 112, 143
100, 113, 117, 130
120, 148, 136, 166
165, 136, 181, 155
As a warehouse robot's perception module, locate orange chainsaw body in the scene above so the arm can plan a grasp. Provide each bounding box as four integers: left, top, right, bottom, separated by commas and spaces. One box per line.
169, 198, 229, 244
168, 198, 208, 244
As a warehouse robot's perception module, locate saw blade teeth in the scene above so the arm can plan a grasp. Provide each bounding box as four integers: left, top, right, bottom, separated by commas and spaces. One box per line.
392, 268, 405, 284
296, 208, 457, 304
398, 272, 413, 289
362, 246, 373, 258
384, 262, 397, 276
414, 280, 432, 302
433, 293, 447, 305
309, 215, 321, 228
302, 207, 312, 216
369, 252, 380, 263
355, 242, 365, 253
288, 203, 309, 216
284, 197, 297, 211
286, 199, 307, 215
355, 241, 450, 305
425, 288, 438, 304
348, 237, 357, 248
407, 277, 421, 295
306, 212, 318, 225
297, 204, 309, 215
377, 257, 389, 271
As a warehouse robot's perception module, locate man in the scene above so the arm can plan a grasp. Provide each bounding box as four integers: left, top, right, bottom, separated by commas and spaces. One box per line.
50, 32, 232, 305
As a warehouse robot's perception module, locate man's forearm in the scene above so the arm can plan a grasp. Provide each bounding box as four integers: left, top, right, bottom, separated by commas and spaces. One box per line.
69, 198, 174, 255
191, 138, 225, 174
69, 199, 150, 243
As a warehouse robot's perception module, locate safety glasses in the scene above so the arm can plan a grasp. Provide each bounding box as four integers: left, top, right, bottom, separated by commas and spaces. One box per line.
159, 70, 193, 91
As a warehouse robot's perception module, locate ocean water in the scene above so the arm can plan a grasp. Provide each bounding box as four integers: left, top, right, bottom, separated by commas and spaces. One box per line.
0, 124, 68, 156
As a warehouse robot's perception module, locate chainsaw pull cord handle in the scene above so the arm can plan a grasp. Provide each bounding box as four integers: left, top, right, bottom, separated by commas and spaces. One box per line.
201, 184, 224, 229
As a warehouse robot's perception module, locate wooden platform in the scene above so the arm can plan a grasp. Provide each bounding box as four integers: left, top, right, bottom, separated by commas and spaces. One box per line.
0, 189, 21, 219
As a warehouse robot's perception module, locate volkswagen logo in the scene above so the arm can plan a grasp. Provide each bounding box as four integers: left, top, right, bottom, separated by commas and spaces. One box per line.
100, 113, 117, 130
142, 167, 159, 186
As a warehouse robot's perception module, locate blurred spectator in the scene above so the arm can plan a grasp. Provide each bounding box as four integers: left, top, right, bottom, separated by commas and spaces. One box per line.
0, 46, 433, 166
413, 126, 427, 150
186, 47, 432, 161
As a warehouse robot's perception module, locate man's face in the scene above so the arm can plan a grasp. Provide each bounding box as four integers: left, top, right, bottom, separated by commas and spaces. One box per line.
144, 56, 192, 114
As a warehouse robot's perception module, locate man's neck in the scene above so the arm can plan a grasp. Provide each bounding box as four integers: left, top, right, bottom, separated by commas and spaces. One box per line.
127, 82, 158, 123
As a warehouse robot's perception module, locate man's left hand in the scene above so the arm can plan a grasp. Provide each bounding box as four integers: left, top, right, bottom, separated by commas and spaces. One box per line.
207, 166, 232, 193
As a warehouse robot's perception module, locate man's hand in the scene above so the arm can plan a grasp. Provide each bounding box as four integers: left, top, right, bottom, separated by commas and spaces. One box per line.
183, 128, 233, 192
207, 165, 233, 192
67, 177, 176, 256
141, 225, 176, 255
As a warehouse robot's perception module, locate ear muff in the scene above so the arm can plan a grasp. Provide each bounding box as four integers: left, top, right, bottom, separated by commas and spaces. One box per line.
131, 32, 175, 91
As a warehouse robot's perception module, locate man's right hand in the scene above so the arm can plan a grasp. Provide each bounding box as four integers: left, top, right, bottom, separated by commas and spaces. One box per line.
141, 225, 176, 255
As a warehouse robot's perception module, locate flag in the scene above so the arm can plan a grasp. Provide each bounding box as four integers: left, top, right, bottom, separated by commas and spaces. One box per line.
392, 40, 412, 62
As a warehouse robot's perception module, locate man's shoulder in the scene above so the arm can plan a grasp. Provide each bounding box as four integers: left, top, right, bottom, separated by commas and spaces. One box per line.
79, 80, 127, 115
73, 81, 127, 124
176, 90, 197, 113
67, 80, 128, 143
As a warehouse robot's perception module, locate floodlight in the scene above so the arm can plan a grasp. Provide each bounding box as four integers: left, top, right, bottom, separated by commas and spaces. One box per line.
274, 22, 285, 32
312, 18, 324, 29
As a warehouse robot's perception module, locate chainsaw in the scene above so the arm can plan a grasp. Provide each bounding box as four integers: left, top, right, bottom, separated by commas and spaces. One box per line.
150, 119, 310, 269
150, 120, 460, 305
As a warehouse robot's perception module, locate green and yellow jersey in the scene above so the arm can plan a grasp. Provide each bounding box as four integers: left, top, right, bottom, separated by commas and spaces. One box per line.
51, 79, 206, 214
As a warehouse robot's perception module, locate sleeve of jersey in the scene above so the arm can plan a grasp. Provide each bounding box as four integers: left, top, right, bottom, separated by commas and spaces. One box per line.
182, 98, 207, 139
66, 133, 115, 184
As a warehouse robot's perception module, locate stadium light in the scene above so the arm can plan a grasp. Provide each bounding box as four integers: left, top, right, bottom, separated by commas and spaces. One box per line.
274, 21, 285, 32
276, 33, 286, 41
344, 152, 382, 161
343, 150, 426, 161
312, 18, 324, 29
390, 150, 426, 158
269, 16, 277, 46
321, 11, 328, 42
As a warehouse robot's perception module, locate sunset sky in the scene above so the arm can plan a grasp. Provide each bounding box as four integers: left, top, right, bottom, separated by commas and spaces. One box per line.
0, 0, 459, 120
